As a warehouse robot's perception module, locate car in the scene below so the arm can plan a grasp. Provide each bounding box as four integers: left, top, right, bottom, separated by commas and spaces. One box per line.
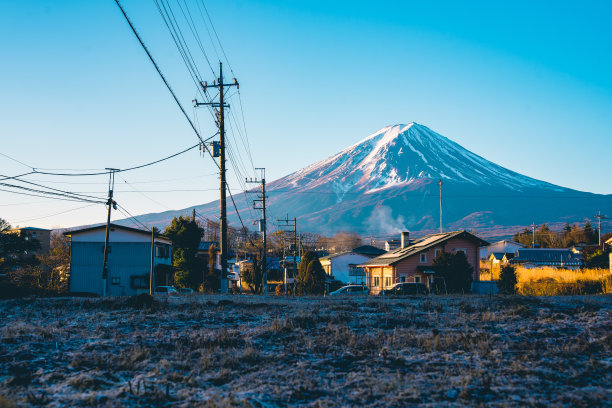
379, 282, 430, 296
329, 285, 370, 296
178, 287, 194, 295
155, 286, 179, 296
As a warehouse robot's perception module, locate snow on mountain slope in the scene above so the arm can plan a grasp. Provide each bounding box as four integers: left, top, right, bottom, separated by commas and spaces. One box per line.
119, 122, 611, 237
271, 123, 564, 197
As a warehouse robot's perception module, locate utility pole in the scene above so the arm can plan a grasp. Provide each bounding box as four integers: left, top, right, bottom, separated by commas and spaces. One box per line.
150, 228, 155, 295
438, 179, 443, 233
529, 222, 537, 248
102, 168, 118, 297
277, 215, 297, 294
595, 211, 608, 247
194, 62, 238, 294
246, 168, 268, 294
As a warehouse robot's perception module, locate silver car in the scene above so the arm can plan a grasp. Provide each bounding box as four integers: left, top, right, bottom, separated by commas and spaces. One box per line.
329, 285, 370, 296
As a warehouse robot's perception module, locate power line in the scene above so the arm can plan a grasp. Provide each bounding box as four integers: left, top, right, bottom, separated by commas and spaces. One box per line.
11, 203, 100, 224
113, 0, 208, 145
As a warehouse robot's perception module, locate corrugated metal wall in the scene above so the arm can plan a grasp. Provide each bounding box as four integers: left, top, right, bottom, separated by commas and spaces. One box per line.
70, 242, 172, 296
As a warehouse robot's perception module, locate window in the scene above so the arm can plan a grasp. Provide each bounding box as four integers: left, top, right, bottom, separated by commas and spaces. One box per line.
399, 276, 406, 283
31, 232, 37, 238
373, 277, 380, 287
131, 276, 148, 289
384, 277, 392, 287
434, 247, 442, 258
111, 277, 120, 285
414, 276, 421, 283
454, 248, 467, 255
420, 253, 427, 263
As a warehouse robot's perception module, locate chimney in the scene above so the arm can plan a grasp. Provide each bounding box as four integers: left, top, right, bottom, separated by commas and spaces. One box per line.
400, 231, 410, 249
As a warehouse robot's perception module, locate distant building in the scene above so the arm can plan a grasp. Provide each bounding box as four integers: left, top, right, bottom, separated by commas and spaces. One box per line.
480, 240, 525, 260
510, 248, 583, 270
6, 227, 51, 256
319, 245, 386, 285
65, 224, 172, 296
384, 239, 400, 252
361, 231, 488, 295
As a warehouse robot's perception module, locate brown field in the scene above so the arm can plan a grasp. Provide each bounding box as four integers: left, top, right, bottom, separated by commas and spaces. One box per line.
0, 294, 611, 407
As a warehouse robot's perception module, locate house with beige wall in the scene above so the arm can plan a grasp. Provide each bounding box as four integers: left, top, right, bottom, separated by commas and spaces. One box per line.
360, 231, 488, 295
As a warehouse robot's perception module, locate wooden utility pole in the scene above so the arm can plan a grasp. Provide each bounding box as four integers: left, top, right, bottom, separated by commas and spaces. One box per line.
194, 62, 238, 294
150, 228, 155, 295
595, 211, 607, 247
246, 168, 268, 294
102, 168, 118, 297
277, 215, 297, 294
438, 179, 443, 233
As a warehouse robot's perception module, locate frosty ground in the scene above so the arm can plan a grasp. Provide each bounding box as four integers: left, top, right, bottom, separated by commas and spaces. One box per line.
0, 295, 610, 407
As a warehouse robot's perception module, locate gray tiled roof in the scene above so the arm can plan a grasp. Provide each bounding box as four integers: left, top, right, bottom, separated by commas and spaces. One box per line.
360, 230, 488, 267
510, 248, 583, 266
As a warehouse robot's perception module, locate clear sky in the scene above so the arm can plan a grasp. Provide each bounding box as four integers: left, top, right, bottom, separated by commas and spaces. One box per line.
1, 0, 611, 230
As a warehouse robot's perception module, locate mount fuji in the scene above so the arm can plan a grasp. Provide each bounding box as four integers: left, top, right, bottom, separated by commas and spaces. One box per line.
126, 123, 612, 238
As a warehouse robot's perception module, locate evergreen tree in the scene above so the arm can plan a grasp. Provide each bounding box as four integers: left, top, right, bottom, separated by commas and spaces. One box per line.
164, 216, 204, 289
498, 265, 517, 294
297, 251, 318, 295
433, 251, 474, 293
584, 221, 595, 244
302, 259, 326, 295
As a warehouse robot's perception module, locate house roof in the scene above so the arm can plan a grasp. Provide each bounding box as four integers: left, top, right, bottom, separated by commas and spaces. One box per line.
485, 239, 525, 248
352, 245, 386, 257
606, 237, 612, 245
198, 241, 218, 251
510, 248, 583, 266
361, 230, 489, 267
488, 252, 515, 261
8, 227, 51, 232
64, 223, 167, 239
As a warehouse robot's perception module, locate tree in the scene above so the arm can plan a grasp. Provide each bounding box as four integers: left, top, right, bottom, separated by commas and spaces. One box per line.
164, 216, 204, 289
433, 251, 473, 293
242, 256, 264, 294
202, 244, 220, 292
37, 233, 71, 292
498, 265, 517, 294
301, 259, 326, 295
297, 251, 318, 295
584, 221, 596, 244
0, 219, 41, 274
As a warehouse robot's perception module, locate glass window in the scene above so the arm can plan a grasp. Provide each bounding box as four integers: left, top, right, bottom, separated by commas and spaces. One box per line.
373, 277, 380, 287
420, 253, 427, 263
111, 277, 120, 285
414, 276, 421, 283
400, 276, 406, 283
384, 277, 392, 287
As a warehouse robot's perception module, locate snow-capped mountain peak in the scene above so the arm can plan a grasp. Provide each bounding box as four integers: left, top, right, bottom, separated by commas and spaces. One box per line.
273, 123, 560, 195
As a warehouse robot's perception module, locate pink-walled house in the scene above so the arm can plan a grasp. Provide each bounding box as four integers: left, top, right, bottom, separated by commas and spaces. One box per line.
360, 230, 488, 294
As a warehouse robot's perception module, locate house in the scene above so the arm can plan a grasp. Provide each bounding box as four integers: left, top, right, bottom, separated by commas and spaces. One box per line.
487, 252, 515, 274
6, 226, 51, 256
607, 237, 612, 273
361, 231, 488, 294
319, 245, 386, 285
64, 224, 172, 296
480, 240, 525, 260
384, 239, 400, 251
510, 248, 583, 270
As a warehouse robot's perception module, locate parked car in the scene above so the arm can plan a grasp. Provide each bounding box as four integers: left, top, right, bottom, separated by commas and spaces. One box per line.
155, 286, 179, 296
329, 285, 370, 296
178, 287, 194, 295
379, 282, 429, 296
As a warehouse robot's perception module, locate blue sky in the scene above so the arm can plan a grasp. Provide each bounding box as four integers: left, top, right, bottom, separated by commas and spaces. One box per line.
1, 0, 611, 229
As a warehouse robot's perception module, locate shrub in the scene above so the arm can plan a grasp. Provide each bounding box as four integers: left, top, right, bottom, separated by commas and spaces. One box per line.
498, 265, 517, 294
433, 251, 473, 293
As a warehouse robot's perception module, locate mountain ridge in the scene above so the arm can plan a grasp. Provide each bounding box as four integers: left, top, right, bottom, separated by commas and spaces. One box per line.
116, 123, 611, 238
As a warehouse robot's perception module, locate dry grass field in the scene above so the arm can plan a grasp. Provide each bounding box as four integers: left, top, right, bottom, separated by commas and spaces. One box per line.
0, 294, 611, 407
480, 266, 612, 295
